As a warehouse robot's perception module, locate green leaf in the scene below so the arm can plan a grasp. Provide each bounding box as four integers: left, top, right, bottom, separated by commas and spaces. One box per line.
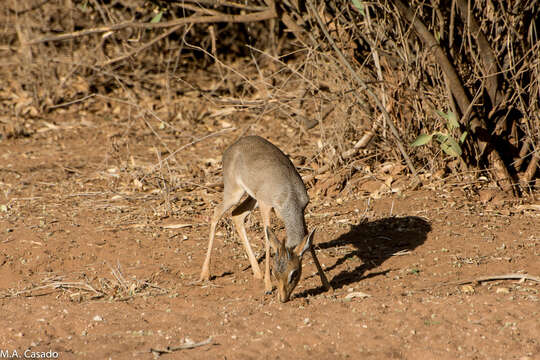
150, 11, 163, 23
440, 137, 462, 157
434, 133, 448, 144
446, 112, 459, 130
351, 0, 365, 15
436, 110, 459, 130
435, 110, 449, 120
410, 133, 433, 147
459, 131, 468, 144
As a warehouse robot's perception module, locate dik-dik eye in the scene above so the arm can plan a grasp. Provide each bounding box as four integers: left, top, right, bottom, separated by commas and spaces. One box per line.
287, 269, 298, 284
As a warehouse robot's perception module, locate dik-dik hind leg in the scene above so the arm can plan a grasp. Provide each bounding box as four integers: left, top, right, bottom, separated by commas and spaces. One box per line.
200, 186, 245, 281
259, 203, 274, 294
231, 196, 262, 279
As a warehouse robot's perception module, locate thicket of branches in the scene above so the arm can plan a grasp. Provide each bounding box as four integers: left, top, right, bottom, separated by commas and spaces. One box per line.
1, 0, 538, 194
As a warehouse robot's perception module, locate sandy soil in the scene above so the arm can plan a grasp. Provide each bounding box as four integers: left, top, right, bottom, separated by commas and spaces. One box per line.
0, 114, 539, 360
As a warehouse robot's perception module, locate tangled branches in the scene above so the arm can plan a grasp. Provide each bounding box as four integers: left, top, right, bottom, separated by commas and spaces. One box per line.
1, 0, 538, 194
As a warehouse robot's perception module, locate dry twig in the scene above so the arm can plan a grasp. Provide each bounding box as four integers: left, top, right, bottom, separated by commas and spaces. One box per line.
26, 8, 277, 45
150, 337, 213, 356
418, 273, 540, 292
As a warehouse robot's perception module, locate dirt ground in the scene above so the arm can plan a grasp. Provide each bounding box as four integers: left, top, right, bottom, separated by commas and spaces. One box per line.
0, 112, 539, 360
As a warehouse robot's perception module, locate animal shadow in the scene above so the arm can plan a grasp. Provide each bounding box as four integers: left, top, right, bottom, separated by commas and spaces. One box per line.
297, 216, 431, 298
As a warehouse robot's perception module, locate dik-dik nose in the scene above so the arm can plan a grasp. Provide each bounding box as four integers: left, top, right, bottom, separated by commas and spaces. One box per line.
277, 283, 290, 302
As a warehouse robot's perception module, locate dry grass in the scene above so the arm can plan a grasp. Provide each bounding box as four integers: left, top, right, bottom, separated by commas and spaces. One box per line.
0, 265, 168, 302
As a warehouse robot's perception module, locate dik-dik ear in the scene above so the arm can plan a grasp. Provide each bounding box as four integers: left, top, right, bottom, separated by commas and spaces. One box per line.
294, 228, 315, 258
266, 227, 283, 254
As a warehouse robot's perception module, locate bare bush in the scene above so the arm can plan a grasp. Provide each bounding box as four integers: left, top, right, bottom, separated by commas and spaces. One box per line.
0, 0, 537, 194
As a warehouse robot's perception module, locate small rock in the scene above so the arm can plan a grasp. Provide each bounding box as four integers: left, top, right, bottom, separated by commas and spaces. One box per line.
496, 287, 510, 294
93, 315, 103, 321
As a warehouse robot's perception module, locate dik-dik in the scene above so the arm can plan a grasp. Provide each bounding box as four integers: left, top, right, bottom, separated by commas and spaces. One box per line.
200, 136, 331, 302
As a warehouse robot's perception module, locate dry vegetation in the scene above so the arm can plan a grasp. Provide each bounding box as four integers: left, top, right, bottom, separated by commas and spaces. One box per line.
0, 0, 539, 358
2, 0, 538, 193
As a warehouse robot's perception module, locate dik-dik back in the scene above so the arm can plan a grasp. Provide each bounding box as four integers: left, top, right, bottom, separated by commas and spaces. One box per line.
222, 136, 309, 225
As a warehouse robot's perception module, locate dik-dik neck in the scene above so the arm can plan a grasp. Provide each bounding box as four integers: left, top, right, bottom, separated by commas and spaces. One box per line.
283, 210, 307, 249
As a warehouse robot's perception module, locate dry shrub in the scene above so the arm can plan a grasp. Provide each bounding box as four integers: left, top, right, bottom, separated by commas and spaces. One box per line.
289, 0, 539, 192
0, 0, 537, 194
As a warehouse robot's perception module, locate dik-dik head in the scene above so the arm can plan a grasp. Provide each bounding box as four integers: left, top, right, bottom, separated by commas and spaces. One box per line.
266, 227, 315, 302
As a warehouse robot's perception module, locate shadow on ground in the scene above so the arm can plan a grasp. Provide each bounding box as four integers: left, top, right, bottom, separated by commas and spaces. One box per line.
296, 216, 432, 299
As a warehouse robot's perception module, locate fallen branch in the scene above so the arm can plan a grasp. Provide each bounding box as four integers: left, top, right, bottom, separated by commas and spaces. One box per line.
418, 273, 540, 292
453, 273, 540, 285
150, 337, 213, 356
26, 8, 276, 45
